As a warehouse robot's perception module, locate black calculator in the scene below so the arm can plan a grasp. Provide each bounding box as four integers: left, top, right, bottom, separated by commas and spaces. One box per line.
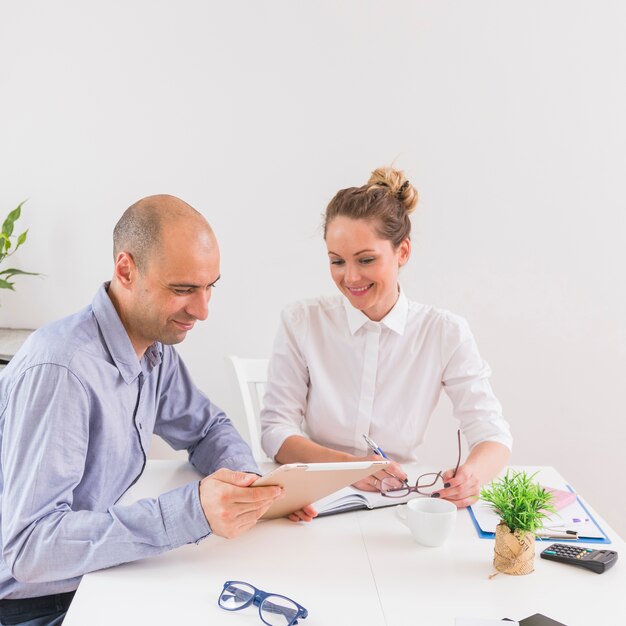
540, 543, 618, 574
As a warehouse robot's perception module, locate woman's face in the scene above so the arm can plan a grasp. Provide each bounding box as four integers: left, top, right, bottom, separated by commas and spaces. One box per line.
325, 216, 410, 321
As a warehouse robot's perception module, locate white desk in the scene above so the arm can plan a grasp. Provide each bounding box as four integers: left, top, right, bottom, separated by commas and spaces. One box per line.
65, 462, 625, 625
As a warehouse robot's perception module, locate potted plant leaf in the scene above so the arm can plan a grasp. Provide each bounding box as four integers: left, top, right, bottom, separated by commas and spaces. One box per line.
0, 201, 39, 293
480, 470, 555, 575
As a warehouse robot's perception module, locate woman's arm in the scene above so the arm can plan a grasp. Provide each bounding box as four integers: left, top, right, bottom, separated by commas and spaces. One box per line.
275, 435, 354, 464
438, 314, 513, 508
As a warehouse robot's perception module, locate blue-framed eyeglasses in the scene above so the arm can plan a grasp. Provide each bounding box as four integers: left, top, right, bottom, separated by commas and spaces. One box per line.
218, 580, 308, 626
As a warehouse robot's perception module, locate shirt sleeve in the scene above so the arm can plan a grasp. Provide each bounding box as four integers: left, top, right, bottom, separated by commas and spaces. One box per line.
153, 347, 259, 476
260, 305, 311, 460
1, 364, 211, 585
440, 315, 513, 451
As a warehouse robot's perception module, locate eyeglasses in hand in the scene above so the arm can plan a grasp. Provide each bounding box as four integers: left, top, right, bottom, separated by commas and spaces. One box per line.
218, 580, 308, 626
380, 430, 462, 498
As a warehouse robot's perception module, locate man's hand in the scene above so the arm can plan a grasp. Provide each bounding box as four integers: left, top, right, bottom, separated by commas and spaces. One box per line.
199, 469, 283, 539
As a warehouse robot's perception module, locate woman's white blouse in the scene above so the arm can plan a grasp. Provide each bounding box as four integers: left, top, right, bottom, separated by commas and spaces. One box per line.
260, 289, 512, 463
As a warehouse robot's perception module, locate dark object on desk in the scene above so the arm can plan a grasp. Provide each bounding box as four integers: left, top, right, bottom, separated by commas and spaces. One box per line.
540, 543, 618, 574
519, 613, 567, 626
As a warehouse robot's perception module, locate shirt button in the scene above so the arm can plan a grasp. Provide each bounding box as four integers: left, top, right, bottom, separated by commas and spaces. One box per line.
139, 424, 143, 430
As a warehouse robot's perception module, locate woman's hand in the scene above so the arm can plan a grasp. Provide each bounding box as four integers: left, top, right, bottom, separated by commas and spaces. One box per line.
436, 441, 511, 508
435, 463, 481, 508
351, 455, 407, 492
288, 504, 318, 523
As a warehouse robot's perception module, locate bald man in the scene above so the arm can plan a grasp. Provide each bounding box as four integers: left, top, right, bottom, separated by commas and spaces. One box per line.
0, 196, 284, 624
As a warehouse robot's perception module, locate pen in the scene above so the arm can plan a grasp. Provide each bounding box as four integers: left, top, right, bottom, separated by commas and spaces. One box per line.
362, 433, 390, 460
537, 530, 579, 540
362, 434, 407, 486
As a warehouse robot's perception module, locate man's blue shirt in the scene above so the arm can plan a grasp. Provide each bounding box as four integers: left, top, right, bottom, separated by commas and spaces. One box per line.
0, 284, 258, 599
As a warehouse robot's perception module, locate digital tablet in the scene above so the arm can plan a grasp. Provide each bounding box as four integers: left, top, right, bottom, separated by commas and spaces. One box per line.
253, 460, 390, 519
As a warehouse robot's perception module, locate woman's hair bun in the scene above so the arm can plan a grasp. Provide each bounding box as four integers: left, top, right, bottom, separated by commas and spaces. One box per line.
367, 166, 418, 215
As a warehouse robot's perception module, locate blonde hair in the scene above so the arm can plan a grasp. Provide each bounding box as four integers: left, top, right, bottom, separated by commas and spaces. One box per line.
323, 166, 418, 247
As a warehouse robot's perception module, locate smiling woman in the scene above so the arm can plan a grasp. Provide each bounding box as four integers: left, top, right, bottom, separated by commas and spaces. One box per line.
260, 166, 513, 508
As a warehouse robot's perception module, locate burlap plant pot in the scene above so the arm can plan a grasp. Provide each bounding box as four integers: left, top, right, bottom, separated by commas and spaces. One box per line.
493, 521, 535, 575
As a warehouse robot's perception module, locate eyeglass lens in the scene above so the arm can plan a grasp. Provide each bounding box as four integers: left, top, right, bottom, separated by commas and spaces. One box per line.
261, 595, 300, 626
414, 472, 444, 495
219, 582, 255, 610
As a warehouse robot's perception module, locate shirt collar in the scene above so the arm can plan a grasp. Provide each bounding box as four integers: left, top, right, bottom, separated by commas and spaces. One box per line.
343, 285, 409, 336
92, 282, 162, 384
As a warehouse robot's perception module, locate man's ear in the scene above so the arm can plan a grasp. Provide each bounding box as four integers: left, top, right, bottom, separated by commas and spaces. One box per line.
114, 252, 137, 288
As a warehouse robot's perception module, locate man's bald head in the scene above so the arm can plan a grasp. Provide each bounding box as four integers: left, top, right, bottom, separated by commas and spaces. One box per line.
113, 194, 214, 271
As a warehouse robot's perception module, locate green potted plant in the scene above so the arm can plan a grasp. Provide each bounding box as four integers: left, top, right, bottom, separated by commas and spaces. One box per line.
0, 200, 39, 292
480, 470, 555, 575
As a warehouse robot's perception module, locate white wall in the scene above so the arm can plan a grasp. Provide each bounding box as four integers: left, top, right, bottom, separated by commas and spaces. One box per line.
1, 2, 624, 537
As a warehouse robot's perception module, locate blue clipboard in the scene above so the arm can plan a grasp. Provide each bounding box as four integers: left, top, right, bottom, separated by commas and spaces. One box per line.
467, 485, 612, 544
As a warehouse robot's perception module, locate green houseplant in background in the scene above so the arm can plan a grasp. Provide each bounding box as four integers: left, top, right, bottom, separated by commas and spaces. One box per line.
480, 470, 555, 575
0, 201, 39, 292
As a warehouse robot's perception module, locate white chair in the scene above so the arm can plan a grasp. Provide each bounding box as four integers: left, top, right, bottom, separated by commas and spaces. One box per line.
228, 356, 271, 462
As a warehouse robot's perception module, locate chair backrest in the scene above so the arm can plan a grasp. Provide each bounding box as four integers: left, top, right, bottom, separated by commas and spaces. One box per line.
228, 356, 270, 462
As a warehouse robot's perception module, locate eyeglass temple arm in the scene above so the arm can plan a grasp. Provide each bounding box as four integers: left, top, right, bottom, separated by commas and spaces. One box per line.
451, 429, 461, 478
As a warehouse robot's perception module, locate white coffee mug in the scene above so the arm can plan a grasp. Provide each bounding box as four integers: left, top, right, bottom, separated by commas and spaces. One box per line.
397, 498, 457, 547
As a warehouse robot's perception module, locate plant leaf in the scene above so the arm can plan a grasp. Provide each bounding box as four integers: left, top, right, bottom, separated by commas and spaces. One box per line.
1, 201, 24, 238
0, 268, 40, 278
0, 278, 15, 290
14, 230, 28, 252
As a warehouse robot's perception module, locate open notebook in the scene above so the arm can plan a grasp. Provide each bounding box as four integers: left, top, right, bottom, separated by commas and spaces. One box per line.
313, 485, 420, 516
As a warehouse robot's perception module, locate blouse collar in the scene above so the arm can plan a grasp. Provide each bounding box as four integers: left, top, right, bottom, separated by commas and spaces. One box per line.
343, 285, 408, 336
